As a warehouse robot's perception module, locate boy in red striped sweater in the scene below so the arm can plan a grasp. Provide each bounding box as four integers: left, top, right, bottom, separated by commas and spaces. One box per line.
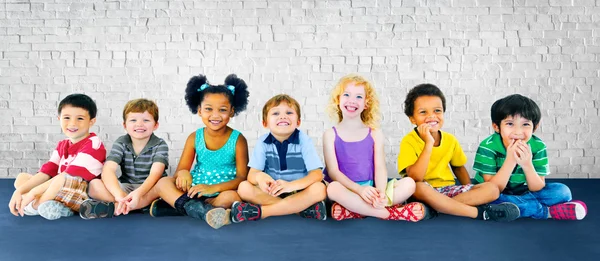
8, 94, 106, 220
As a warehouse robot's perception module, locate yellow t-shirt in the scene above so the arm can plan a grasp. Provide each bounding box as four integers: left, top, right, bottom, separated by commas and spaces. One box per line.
397, 129, 467, 188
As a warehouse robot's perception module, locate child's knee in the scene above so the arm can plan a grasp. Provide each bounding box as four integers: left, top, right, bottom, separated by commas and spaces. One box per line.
545, 183, 572, 202
306, 182, 326, 201
413, 182, 431, 198
396, 177, 416, 193
14, 173, 32, 188
326, 181, 344, 197
155, 176, 175, 191
214, 191, 240, 208
237, 181, 254, 200
480, 182, 500, 200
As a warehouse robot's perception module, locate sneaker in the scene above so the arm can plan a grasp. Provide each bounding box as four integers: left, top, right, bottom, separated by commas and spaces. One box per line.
481, 202, 520, 222
23, 201, 40, 216
299, 201, 327, 220
549, 200, 587, 220
230, 201, 261, 223
79, 199, 115, 220
38, 200, 74, 220
149, 199, 183, 217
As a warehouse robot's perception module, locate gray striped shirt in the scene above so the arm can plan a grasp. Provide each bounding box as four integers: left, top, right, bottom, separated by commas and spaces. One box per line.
107, 133, 169, 184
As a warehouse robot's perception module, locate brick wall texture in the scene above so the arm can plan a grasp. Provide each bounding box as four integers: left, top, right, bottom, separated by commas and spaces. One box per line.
1, 0, 599, 178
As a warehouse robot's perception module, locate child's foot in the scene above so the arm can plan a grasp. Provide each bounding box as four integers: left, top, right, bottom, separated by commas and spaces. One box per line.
23, 201, 40, 216
479, 202, 520, 222
386, 202, 426, 222
38, 200, 74, 220
149, 199, 183, 217
299, 200, 327, 220
331, 202, 364, 221
205, 207, 229, 229
79, 199, 115, 220
549, 200, 587, 220
230, 201, 261, 223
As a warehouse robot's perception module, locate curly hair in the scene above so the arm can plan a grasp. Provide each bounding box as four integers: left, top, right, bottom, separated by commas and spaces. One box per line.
326, 74, 380, 128
403, 83, 446, 117
184, 74, 250, 116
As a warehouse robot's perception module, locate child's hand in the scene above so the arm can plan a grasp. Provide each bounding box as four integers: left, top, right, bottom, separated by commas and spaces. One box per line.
371, 189, 387, 209
8, 191, 23, 216
358, 186, 379, 205
18, 192, 37, 217
268, 179, 294, 197
505, 139, 518, 164
417, 124, 435, 145
187, 184, 218, 198
257, 173, 275, 194
118, 191, 142, 215
113, 191, 129, 216
176, 172, 192, 192
514, 140, 533, 167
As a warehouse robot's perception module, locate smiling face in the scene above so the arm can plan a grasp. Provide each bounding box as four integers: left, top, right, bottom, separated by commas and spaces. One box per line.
338, 82, 366, 119
124, 111, 158, 141
409, 95, 445, 132
493, 114, 537, 148
59, 105, 96, 144
199, 93, 234, 132
263, 101, 300, 140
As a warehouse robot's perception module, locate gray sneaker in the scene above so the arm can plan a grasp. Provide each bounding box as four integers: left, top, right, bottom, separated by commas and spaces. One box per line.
79, 199, 115, 220
38, 200, 74, 220
481, 202, 521, 222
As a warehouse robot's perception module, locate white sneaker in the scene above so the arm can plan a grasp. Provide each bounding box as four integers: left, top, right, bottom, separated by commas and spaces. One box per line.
38, 200, 74, 220
23, 201, 40, 216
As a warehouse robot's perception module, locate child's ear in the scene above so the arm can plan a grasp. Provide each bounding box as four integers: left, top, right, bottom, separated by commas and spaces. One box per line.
262, 120, 268, 128
492, 123, 500, 133
89, 118, 96, 126
408, 116, 416, 125
533, 123, 539, 132
297, 119, 301, 127
153, 122, 160, 131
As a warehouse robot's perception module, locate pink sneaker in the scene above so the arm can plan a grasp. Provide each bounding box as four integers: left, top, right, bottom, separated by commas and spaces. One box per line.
549, 200, 587, 220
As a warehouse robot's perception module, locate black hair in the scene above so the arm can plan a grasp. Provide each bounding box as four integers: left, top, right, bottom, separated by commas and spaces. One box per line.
491, 94, 541, 128
404, 83, 446, 117
184, 74, 250, 116
58, 93, 97, 119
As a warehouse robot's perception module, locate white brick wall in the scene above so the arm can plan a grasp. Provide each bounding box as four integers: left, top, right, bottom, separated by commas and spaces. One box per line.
1, 0, 599, 179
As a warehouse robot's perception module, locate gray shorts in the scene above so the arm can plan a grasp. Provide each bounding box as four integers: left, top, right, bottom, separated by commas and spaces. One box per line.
120, 183, 142, 194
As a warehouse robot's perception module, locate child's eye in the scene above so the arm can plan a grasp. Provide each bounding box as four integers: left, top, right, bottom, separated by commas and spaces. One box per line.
143, 119, 150, 122
506, 122, 513, 126
205, 108, 212, 111
272, 112, 279, 116
419, 111, 426, 114
342, 93, 349, 97
78, 117, 84, 120
63, 117, 70, 120
286, 111, 294, 115
523, 123, 531, 126
220, 109, 227, 112
356, 95, 363, 99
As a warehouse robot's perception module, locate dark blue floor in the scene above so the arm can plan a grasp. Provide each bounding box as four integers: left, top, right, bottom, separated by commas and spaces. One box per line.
1, 179, 598, 261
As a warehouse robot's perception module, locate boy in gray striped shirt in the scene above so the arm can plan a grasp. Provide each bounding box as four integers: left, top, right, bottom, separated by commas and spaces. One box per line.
79, 99, 169, 219
473, 94, 587, 220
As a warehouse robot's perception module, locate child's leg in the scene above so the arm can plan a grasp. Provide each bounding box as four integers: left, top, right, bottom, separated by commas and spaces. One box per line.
204, 190, 240, 209
492, 193, 544, 219
87, 179, 116, 202
450, 182, 500, 206
531, 183, 586, 220
413, 182, 478, 218
237, 181, 281, 205
36, 174, 67, 208
154, 177, 187, 207
14, 173, 33, 189
238, 181, 326, 218
327, 181, 388, 219
390, 178, 417, 205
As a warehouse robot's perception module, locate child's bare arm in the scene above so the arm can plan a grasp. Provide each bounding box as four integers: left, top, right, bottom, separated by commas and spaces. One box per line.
14, 172, 51, 195
372, 129, 389, 193
101, 161, 127, 198
135, 162, 166, 196
288, 169, 323, 191
174, 132, 196, 191
452, 166, 471, 185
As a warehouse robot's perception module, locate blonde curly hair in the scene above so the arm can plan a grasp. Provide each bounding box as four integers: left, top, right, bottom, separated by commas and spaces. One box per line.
326, 74, 380, 128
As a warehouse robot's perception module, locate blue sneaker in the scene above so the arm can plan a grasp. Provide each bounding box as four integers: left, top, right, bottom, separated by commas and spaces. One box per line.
38, 200, 74, 220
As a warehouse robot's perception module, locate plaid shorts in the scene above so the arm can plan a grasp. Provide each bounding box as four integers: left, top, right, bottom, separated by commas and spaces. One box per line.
54, 175, 89, 212
426, 182, 473, 198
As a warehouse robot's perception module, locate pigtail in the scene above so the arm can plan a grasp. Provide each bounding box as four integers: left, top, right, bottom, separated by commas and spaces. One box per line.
224, 74, 249, 116
185, 74, 209, 114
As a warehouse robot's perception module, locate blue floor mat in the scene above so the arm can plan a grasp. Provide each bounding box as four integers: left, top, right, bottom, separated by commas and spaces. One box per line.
1, 179, 598, 261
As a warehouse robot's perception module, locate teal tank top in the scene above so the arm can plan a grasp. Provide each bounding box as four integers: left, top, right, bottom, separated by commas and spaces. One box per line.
191, 128, 240, 196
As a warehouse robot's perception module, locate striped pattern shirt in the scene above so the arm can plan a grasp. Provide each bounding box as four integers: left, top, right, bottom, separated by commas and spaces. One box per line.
106, 133, 169, 184
39, 133, 106, 181
473, 132, 549, 193
249, 129, 323, 182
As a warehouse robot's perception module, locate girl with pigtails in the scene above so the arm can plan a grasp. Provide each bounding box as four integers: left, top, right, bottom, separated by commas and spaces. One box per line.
149, 74, 250, 229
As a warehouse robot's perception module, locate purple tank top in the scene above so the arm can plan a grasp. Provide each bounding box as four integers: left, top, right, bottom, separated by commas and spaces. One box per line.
324, 127, 375, 183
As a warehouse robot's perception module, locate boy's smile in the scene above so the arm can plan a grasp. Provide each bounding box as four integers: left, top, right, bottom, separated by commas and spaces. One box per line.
264, 102, 300, 141
409, 95, 445, 133
493, 115, 536, 149
59, 105, 96, 144
124, 111, 158, 141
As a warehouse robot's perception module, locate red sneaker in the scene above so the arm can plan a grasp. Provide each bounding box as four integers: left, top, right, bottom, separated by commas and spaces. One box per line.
549, 200, 587, 220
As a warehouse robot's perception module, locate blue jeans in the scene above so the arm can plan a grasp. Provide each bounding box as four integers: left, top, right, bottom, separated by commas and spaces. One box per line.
492, 183, 572, 219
